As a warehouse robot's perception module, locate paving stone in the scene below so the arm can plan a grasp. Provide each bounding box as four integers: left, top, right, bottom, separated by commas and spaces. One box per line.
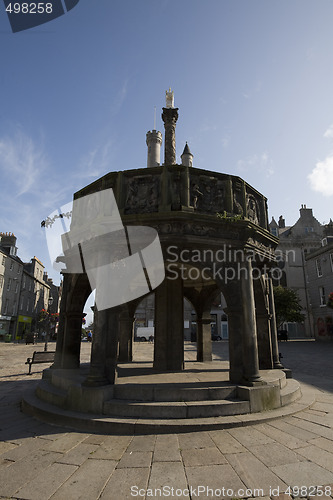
209, 430, 247, 454
116, 451, 152, 469
178, 431, 215, 450
270, 462, 333, 488
15, 462, 78, 500
181, 446, 227, 466
82, 434, 109, 445
287, 417, 333, 440
56, 443, 99, 466
225, 452, 287, 496
0, 441, 18, 455
249, 442, 306, 467
100, 467, 150, 499
308, 437, 333, 453
254, 423, 308, 450
227, 427, 275, 449
268, 420, 319, 443
311, 401, 333, 413
1, 436, 46, 461
43, 432, 89, 453
295, 445, 333, 473
126, 434, 156, 452
153, 434, 181, 462
148, 462, 190, 499
91, 435, 132, 460
51, 458, 116, 500
185, 463, 247, 499
0, 450, 62, 498
297, 411, 333, 428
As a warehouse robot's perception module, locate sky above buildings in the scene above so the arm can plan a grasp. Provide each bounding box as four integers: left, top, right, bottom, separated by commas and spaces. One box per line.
1, 0, 333, 303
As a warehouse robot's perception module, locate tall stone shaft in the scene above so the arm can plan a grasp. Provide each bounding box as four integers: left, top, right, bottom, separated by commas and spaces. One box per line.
162, 107, 179, 165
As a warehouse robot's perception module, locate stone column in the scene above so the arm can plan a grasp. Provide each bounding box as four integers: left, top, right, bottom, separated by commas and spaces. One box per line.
118, 307, 135, 363
52, 272, 68, 368
256, 312, 273, 369
268, 277, 284, 368
154, 274, 184, 370
225, 305, 244, 384
161, 107, 179, 165
240, 259, 263, 385
61, 310, 82, 369
196, 312, 212, 362
84, 306, 120, 386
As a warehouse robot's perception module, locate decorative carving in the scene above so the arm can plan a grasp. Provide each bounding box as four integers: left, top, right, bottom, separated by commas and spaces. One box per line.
165, 88, 174, 108
162, 107, 179, 165
246, 194, 260, 225
190, 176, 225, 213
125, 176, 159, 214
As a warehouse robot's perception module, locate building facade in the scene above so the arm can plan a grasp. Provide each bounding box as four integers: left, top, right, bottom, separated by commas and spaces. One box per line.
305, 221, 333, 340
0, 233, 60, 341
269, 206, 325, 338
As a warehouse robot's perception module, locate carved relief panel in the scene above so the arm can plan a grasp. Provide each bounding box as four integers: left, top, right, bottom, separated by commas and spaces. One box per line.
124, 175, 159, 214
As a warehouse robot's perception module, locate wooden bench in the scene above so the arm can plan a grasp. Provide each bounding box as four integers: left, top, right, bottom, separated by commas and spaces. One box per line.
25, 351, 56, 375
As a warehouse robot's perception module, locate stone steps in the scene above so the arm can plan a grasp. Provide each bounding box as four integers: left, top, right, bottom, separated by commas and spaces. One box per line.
21, 382, 315, 435
113, 384, 237, 402
103, 398, 250, 419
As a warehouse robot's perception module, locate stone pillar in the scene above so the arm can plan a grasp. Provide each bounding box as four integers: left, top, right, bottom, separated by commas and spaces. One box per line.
61, 310, 82, 369
196, 312, 212, 362
240, 259, 263, 385
268, 277, 284, 368
162, 107, 179, 165
53, 272, 68, 368
225, 305, 244, 384
118, 308, 135, 363
256, 312, 273, 370
84, 306, 120, 386
154, 274, 184, 370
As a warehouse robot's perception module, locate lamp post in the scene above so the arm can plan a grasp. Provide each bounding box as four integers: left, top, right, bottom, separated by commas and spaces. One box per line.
44, 295, 53, 352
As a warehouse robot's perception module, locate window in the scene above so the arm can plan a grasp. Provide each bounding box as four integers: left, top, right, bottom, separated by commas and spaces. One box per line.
9, 261, 13, 271
12, 302, 16, 315
305, 227, 314, 234
330, 253, 333, 273
26, 299, 29, 312
22, 276, 26, 289
319, 286, 326, 306
2, 256, 5, 265
7, 278, 11, 291
271, 227, 278, 236
15, 281, 18, 293
28, 280, 32, 291
20, 298, 23, 311
316, 259, 323, 277
4, 300, 8, 315
0, 275, 3, 288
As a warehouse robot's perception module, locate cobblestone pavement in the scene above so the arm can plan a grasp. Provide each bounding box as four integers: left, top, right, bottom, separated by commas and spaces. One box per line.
0, 340, 333, 500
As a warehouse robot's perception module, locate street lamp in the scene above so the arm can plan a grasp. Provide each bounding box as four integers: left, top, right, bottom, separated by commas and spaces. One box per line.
44, 295, 53, 351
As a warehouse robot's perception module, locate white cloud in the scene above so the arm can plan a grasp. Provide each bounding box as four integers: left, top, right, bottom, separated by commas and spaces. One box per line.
237, 152, 274, 177
0, 130, 48, 196
77, 139, 114, 179
324, 124, 333, 139
308, 155, 333, 196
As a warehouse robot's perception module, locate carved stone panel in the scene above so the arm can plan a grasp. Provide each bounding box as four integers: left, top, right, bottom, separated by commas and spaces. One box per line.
190, 175, 225, 214
246, 193, 260, 226
124, 175, 159, 214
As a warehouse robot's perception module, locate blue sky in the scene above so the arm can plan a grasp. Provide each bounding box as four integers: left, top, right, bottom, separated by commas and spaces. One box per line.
1, 0, 333, 299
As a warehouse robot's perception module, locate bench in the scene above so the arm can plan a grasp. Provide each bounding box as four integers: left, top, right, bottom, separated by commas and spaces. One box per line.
25, 351, 56, 375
